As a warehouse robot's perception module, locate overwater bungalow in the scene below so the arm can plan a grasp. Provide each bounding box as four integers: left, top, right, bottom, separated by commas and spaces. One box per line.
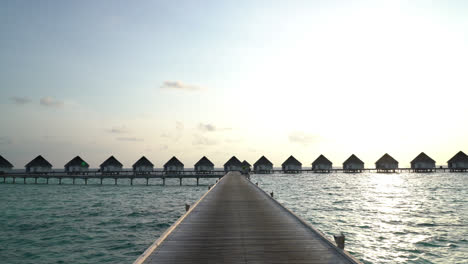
100, 156, 123, 174
241, 160, 251, 174
164, 156, 184, 174
375, 153, 398, 173
312, 155, 332, 173
343, 154, 364, 172
253, 156, 273, 174
224, 156, 243, 172
447, 151, 468, 172
0, 155, 13, 173
64, 156, 89, 174
282, 155, 302, 173
194, 156, 214, 174
133, 156, 154, 174
411, 152, 435, 172
25, 155, 52, 174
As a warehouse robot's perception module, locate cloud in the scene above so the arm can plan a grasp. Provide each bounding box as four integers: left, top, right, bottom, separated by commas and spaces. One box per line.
160, 81, 202, 91
193, 135, 218, 146
40, 97, 64, 107
107, 126, 129, 134
10, 96, 31, 105
288, 131, 318, 145
198, 123, 216, 132
176, 121, 184, 130
116, 137, 144, 142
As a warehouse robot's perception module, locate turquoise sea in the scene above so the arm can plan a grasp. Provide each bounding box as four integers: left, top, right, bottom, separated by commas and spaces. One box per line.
0, 173, 467, 264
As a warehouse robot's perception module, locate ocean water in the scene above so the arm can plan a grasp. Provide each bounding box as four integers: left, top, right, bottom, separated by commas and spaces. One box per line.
252, 172, 468, 264
0, 173, 466, 264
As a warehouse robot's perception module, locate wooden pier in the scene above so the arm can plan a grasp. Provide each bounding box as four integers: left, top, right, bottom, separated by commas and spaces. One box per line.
134, 172, 362, 264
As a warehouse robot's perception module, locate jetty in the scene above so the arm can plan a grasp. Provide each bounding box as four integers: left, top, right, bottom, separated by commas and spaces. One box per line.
134, 172, 361, 264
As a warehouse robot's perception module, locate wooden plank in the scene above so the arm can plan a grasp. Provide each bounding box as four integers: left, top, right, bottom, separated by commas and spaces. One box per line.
135, 172, 362, 264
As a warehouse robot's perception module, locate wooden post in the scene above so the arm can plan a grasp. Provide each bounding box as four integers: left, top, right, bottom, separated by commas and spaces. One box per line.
85, 178, 88, 185
114, 178, 117, 185
163, 178, 165, 186
196, 177, 199, 186
3, 177, 5, 183
333, 234, 345, 249
46, 178, 49, 184
35, 177, 37, 184
24, 177, 26, 184
13, 177, 16, 184
72, 177, 75, 184
146, 178, 149, 186
270, 192, 274, 198
185, 203, 190, 212
179, 178, 182, 186
130, 178, 133, 185
59, 178, 62, 185
100, 178, 103, 185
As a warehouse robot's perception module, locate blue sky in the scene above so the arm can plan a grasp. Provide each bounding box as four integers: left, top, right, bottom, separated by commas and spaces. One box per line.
1, 0, 468, 168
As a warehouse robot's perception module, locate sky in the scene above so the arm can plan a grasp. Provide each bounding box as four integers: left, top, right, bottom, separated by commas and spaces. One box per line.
1, 0, 468, 168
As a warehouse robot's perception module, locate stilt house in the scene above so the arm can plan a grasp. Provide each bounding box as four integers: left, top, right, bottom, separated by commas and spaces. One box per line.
241, 160, 251, 174
410, 152, 435, 172
343, 154, 364, 172
282, 155, 302, 173
133, 156, 154, 174
25, 155, 52, 173
0, 155, 13, 173
253, 156, 273, 174
65, 156, 89, 174
224, 156, 243, 172
164, 156, 184, 173
100, 156, 123, 173
375, 153, 398, 172
194, 156, 214, 173
312, 155, 332, 172
447, 151, 468, 172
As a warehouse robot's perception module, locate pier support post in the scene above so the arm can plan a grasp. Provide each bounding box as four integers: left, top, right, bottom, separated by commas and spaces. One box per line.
35, 177, 37, 184
162, 178, 165, 186
3, 177, 5, 183
146, 178, 149, 186
130, 178, 133, 186
24, 177, 26, 184
179, 178, 182, 186
85, 178, 88, 185
114, 178, 117, 185
185, 203, 190, 212
59, 178, 62, 185
197, 177, 199, 186
334, 234, 345, 249
72, 178, 75, 184
13, 177, 16, 184
46, 178, 49, 184
100, 178, 103, 185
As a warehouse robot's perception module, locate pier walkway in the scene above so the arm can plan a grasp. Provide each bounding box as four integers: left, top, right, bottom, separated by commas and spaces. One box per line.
135, 172, 361, 264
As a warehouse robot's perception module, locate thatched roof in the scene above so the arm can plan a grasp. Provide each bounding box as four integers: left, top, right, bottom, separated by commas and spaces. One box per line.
282, 155, 301, 166
100, 156, 123, 167
25, 155, 52, 168
133, 156, 154, 168
65, 156, 89, 168
164, 156, 184, 167
254, 156, 273, 166
448, 151, 468, 163
343, 154, 364, 165
312, 155, 332, 166
375, 153, 398, 165
0, 155, 13, 168
242, 160, 251, 167
224, 156, 242, 167
411, 152, 435, 164
195, 156, 214, 167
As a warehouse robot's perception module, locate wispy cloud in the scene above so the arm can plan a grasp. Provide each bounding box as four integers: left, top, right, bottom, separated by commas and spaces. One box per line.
10, 96, 31, 105
107, 126, 129, 134
161, 81, 203, 91
288, 131, 318, 146
116, 137, 144, 142
40, 97, 64, 107
193, 135, 218, 146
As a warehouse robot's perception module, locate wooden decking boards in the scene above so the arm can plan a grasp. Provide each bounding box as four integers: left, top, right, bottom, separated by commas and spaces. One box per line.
135, 172, 361, 264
